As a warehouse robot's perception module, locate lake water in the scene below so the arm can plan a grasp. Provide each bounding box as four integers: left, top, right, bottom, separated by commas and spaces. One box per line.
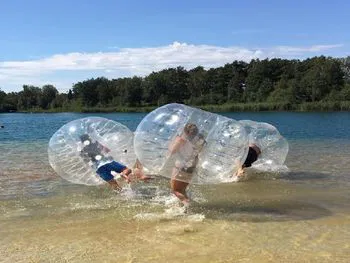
0, 112, 350, 262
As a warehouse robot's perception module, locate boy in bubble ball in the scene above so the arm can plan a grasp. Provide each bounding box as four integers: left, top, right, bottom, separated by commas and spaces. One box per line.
168, 123, 206, 206
79, 134, 152, 190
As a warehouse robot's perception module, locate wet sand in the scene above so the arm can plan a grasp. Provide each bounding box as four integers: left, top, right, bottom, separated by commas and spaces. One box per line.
1, 177, 350, 263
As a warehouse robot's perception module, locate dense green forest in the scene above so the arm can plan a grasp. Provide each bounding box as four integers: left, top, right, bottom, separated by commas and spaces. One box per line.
1, 56, 350, 112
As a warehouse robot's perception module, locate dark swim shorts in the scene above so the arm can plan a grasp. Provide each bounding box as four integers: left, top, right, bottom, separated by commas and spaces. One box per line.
243, 147, 259, 168
96, 161, 127, 181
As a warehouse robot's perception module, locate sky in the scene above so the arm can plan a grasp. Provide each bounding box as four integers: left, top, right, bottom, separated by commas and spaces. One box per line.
0, 0, 349, 93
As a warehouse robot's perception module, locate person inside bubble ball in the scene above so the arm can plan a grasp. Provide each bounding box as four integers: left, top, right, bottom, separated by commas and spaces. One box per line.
234, 143, 261, 177
79, 134, 151, 190
168, 123, 206, 206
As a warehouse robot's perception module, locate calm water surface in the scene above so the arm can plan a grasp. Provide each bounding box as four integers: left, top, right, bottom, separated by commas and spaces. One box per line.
0, 112, 349, 263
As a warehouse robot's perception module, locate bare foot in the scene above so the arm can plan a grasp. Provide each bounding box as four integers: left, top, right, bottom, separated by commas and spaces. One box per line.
236, 168, 245, 177
108, 180, 122, 191
181, 199, 190, 213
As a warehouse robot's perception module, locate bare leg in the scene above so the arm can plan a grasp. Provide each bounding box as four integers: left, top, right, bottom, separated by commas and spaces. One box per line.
120, 168, 132, 183
236, 166, 245, 177
107, 179, 122, 191
170, 178, 190, 205
133, 167, 153, 181
131, 159, 152, 181
133, 159, 143, 169
233, 159, 245, 177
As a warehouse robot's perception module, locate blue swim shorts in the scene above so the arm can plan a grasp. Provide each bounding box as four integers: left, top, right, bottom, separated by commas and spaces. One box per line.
96, 161, 127, 182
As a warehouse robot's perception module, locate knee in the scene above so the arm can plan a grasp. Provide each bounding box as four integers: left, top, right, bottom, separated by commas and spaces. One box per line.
122, 168, 132, 176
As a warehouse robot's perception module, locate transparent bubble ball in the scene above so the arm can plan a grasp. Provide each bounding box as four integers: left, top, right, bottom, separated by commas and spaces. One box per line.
48, 117, 136, 185
239, 120, 289, 172
134, 103, 248, 184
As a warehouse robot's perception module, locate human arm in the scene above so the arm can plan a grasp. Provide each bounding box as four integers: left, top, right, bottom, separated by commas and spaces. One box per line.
126, 159, 153, 182
168, 136, 184, 155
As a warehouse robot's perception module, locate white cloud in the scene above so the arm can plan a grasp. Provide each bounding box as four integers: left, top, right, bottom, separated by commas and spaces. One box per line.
0, 42, 344, 92
269, 44, 344, 56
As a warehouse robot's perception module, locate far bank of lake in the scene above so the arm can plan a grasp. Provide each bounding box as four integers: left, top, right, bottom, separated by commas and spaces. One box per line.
4, 101, 350, 114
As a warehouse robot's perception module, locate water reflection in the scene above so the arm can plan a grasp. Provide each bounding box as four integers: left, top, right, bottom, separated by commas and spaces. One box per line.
191, 200, 332, 222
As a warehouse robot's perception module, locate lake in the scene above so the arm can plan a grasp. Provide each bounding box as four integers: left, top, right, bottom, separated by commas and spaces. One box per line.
0, 112, 349, 262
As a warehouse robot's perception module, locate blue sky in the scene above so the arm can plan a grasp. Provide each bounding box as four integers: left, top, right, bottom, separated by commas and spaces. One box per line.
0, 0, 349, 92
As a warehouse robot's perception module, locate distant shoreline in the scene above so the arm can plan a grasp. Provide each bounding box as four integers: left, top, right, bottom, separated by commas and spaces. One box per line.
1, 57, 350, 114
2, 101, 350, 113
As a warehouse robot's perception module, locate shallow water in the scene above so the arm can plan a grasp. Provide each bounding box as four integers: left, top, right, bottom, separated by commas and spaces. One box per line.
0, 112, 350, 262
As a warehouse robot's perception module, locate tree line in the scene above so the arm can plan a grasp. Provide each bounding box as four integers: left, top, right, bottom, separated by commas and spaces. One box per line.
1, 56, 350, 112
